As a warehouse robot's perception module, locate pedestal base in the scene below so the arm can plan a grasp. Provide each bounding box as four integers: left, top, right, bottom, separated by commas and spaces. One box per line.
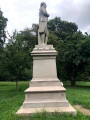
16, 45, 77, 115
16, 85, 77, 115
16, 104, 76, 116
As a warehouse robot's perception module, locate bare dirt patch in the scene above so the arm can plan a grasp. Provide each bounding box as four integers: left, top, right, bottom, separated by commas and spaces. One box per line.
74, 105, 90, 115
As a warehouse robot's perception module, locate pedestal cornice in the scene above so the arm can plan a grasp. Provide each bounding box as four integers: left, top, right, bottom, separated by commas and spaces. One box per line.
31, 45, 58, 57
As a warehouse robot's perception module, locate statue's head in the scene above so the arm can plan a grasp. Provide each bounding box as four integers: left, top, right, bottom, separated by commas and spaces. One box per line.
40, 2, 47, 8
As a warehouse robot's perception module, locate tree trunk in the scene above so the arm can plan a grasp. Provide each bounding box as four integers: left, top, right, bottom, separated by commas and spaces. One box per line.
71, 80, 76, 87
16, 78, 18, 92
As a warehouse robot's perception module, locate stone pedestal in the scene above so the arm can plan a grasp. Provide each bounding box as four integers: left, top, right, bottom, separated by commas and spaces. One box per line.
16, 45, 77, 115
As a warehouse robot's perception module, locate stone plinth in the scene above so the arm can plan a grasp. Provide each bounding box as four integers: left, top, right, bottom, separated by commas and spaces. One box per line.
16, 45, 77, 115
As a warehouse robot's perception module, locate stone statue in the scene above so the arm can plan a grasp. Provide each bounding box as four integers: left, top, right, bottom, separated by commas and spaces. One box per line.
38, 2, 49, 45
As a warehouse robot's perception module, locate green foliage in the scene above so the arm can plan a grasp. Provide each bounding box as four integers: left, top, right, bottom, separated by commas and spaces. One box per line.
48, 17, 90, 86
6, 30, 33, 81
0, 28, 37, 90
0, 9, 8, 81
0, 9, 8, 47
61, 32, 90, 85
0, 47, 11, 81
48, 17, 78, 41
16, 27, 37, 49
48, 33, 60, 48
0, 81, 90, 120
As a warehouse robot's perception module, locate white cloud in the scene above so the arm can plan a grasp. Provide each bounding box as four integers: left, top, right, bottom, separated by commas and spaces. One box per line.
82, 25, 90, 34
0, 0, 90, 35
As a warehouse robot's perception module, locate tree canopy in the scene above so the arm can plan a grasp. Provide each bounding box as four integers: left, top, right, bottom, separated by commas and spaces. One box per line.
48, 17, 90, 86
0, 8, 8, 47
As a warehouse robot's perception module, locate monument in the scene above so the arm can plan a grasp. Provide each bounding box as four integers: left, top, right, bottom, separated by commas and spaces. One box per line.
38, 2, 49, 45
16, 2, 77, 115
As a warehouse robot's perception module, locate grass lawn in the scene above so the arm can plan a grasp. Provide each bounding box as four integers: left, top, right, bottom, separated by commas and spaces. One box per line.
0, 81, 90, 120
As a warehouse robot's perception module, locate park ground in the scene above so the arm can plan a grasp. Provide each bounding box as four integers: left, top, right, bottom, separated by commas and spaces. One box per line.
0, 81, 90, 120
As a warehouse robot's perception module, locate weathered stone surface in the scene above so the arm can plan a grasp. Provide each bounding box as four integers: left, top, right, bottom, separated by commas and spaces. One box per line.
22, 86, 69, 108
16, 104, 77, 115
31, 45, 58, 79
30, 78, 62, 87
16, 45, 77, 115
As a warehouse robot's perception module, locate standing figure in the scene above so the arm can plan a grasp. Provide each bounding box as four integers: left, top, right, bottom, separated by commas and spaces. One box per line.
38, 2, 49, 45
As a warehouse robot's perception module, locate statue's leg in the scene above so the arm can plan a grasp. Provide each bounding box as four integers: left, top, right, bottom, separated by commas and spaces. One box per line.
45, 30, 48, 44
40, 33, 45, 45
38, 31, 41, 45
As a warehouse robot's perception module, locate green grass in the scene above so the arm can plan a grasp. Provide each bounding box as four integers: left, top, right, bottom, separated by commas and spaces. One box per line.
63, 81, 90, 109
0, 81, 90, 120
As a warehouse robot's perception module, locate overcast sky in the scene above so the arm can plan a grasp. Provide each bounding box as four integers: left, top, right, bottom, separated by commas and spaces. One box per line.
0, 0, 90, 35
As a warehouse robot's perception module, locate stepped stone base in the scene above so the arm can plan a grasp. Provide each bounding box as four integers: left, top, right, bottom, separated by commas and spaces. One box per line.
16, 45, 77, 115
16, 104, 76, 115
16, 86, 77, 115
22, 86, 69, 108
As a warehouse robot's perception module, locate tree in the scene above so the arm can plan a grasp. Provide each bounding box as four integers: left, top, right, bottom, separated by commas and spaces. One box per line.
0, 47, 11, 81
5, 30, 33, 91
48, 17, 90, 86
0, 9, 8, 81
17, 27, 37, 49
57, 31, 90, 86
0, 8, 8, 47
48, 17, 78, 41
5, 25, 40, 91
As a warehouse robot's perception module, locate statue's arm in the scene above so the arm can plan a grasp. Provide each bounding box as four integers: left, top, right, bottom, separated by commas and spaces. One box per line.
41, 8, 49, 17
